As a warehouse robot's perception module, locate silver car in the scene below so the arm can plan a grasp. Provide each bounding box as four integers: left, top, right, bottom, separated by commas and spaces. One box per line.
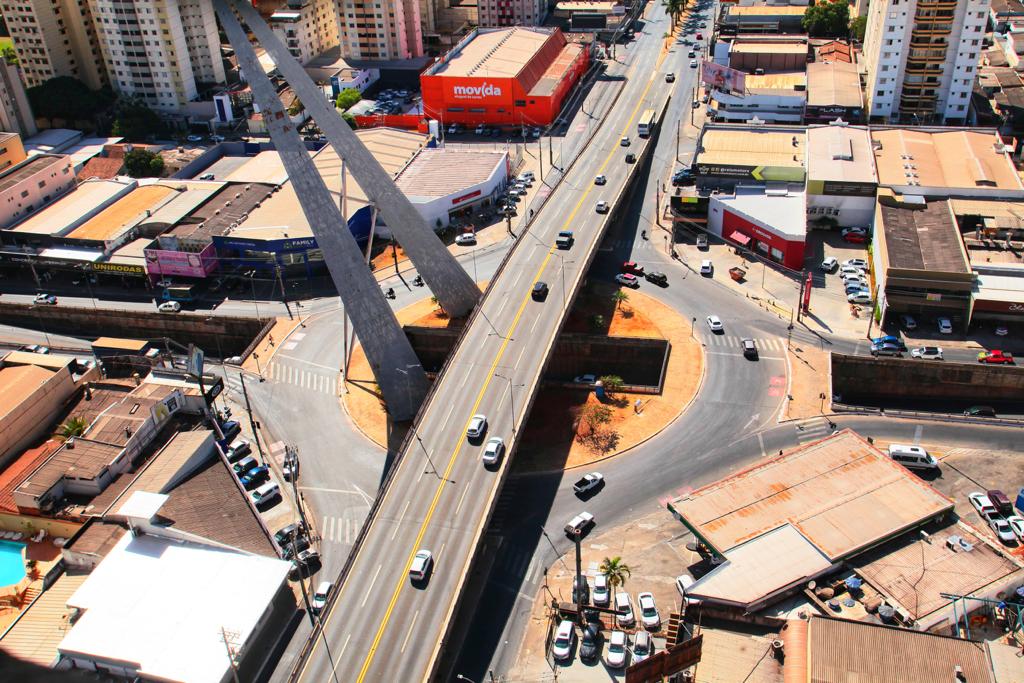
466, 414, 487, 440
482, 437, 504, 466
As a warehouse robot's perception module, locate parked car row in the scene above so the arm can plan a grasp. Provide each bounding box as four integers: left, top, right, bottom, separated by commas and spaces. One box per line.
552, 589, 663, 666
968, 490, 1023, 547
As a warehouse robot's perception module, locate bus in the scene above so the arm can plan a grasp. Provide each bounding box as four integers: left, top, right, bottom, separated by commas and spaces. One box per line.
162, 285, 196, 302
637, 109, 657, 137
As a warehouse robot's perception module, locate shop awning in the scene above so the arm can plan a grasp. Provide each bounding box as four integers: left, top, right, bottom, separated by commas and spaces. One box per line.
728, 230, 751, 246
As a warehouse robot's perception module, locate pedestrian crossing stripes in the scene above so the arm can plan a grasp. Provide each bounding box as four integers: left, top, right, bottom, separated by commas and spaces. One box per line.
703, 335, 786, 351
268, 362, 339, 395
321, 515, 357, 544
494, 543, 544, 585
793, 418, 837, 443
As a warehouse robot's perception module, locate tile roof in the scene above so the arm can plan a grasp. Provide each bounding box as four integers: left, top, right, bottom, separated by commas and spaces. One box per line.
871, 128, 1024, 191
0, 440, 61, 513
77, 157, 124, 180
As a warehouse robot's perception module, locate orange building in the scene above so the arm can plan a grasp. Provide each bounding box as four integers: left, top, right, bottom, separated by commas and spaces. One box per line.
421, 26, 589, 129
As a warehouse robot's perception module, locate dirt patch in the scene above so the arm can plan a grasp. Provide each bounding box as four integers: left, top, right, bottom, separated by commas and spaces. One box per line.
781, 342, 832, 421
341, 283, 703, 471
241, 316, 304, 375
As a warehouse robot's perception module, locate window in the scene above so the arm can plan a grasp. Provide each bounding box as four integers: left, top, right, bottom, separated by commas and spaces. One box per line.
957, 104, 965, 111
877, 90, 885, 97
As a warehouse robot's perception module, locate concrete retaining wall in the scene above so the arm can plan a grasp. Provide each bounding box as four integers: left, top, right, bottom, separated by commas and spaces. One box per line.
0, 303, 266, 357
405, 325, 670, 389
831, 353, 1024, 402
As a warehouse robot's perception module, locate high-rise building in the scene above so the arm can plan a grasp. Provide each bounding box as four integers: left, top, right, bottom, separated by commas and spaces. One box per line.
477, 0, 544, 27
0, 0, 107, 89
270, 0, 341, 64
0, 62, 38, 137
336, 0, 423, 59
862, 0, 988, 124
88, 0, 226, 112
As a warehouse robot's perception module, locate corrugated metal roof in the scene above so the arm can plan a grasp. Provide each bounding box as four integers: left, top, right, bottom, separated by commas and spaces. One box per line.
431, 27, 555, 79
0, 572, 89, 666
669, 430, 954, 560
699, 127, 806, 169
871, 128, 1024, 191
394, 148, 506, 199
804, 615, 995, 683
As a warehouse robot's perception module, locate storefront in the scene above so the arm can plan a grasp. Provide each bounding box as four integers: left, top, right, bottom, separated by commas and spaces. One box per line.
708, 187, 807, 271
212, 233, 325, 278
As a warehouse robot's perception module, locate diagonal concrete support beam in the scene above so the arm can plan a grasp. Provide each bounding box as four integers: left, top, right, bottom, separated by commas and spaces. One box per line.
228, 0, 481, 319
214, 0, 428, 420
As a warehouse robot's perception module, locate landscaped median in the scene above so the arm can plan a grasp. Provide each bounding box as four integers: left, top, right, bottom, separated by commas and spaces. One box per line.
341, 281, 704, 470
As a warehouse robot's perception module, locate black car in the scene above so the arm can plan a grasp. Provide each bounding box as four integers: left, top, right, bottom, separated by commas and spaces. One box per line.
281, 535, 311, 560
964, 405, 996, 417
742, 338, 758, 360
532, 282, 549, 301
274, 522, 307, 546
645, 271, 668, 286
672, 168, 695, 186
579, 622, 603, 661
625, 153, 636, 164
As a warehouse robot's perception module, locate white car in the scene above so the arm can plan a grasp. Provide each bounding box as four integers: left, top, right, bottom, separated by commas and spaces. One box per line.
594, 174, 607, 185
552, 620, 575, 662
520, 170, 535, 182
969, 492, 997, 517
987, 514, 1018, 546
706, 315, 723, 332
844, 258, 868, 269
910, 346, 943, 360
637, 591, 660, 628
614, 592, 634, 627
467, 414, 487, 439
311, 581, 333, 614
620, 137, 630, 146
840, 270, 866, 282
632, 630, 653, 663
900, 314, 918, 330
938, 317, 953, 334
574, 374, 597, 385
482, 437, 505, 466
593, 574, 610, 606
596, 200, 609, 213
1007, 515, 1024, 542
820, 257, 838, 272
848, 292, 872, 304
158, 301, 181, 313
675, 574, 695, 598
839, 265, 865, 277
606, 630, 627, 668
690, 59, 698, 68
455, 233, 477, 246
700, 259, 713, 275
409, 549, 433, 581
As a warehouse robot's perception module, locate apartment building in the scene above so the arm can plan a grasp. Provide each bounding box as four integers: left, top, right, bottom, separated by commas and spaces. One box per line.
88, 0, 226, 113
862, 0, 988, 124
0, 132, 27, 172
270, 0, 341, 64
0, 154, 76, 228
0, 63, 37, 137
478, 0, 545, 27
0, 0, 107, 88
337, 0, 424, 59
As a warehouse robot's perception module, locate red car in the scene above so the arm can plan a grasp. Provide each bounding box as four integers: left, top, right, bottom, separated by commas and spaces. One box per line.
622, 261, 645, 275
978, 350, 1015, 364
843, 232, 868, 244
696, 32, 703, 40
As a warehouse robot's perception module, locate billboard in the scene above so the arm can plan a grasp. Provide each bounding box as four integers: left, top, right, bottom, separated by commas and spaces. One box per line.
701, 62, 746, 96
445, 78, 513, 105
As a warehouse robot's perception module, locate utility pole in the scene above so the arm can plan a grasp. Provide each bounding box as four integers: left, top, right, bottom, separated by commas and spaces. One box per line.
239, 372, 266, 461
655, 186, 662, 227
573, 534, 584, 624
219, 627, 241, 683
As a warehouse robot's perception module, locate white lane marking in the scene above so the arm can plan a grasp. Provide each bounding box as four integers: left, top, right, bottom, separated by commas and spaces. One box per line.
401, 610, 420, 654
526, 555, 539, 584
322, 515, 329, 541
361, 564, 382, 607
325, 516, 334, 542
913, 425, 923, 444
442, 402, 457, 428
392, 500, 411, 540
455, 483, 472, 516
337, 633, 352, 661
291, 332, 306, 340
758, 432, 767, 458
283, 341, 297, 350
328, 378, 337, 395
345, 518, 352, 543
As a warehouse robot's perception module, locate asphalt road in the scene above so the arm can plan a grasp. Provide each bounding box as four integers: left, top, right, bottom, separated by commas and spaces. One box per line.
293, 15, 678, 683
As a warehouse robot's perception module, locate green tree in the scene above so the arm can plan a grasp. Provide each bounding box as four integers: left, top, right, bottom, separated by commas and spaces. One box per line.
575, 403, 613, 433
611, 289, 629, 310
599, 556, 632, 607
111, 100, 165, 141
27, 76, 114, 122
1, 45, 17, 65
662, 0, 686, 28
599, 374, 624, 397
850, 14, 868, 42
342, 112, 358, 129
59, 416, 88, 440
802, 0, 850, 37
335, 87, 362, 111
123, 149, 165, 178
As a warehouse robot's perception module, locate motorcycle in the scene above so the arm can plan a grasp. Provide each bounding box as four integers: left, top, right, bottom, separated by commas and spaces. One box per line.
385, 287, 396, 299
413, 275, 424, 287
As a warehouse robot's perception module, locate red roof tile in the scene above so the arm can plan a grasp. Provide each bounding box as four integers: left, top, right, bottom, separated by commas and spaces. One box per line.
78, 157, 124, 180
0, 440, 61, 513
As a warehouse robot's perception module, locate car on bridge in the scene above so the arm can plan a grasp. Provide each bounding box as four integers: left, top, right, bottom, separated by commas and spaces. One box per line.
532, 281, 549, 300
34, 293, 57, 305
594, 174, 607, 185
615, 273, 640, 288
596, 200, 609, 213
910, 346, 943, 360
665, 72, 675, 82
978, 350, 1014, 364
620, 136, 630, 146
467, 414, 487, 440
410, 549, 434, 582
556, 231, 574, 248
482, 437, 505, 466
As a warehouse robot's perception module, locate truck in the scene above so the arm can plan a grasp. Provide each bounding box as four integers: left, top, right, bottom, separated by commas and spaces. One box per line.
573, 472, 604, 495
161, 285, 196, 302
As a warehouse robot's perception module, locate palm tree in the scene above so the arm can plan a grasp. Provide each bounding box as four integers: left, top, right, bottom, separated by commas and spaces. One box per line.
612, 289, 629, 311
662, 0, 685, 28
600, 556, 632, 609
59, 416, 88, 440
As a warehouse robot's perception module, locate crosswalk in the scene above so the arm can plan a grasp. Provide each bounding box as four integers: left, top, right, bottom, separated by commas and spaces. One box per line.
268, 362, 339, 395
492, 537, 545, 586
703, 335, 786, 352
320, 515, 358, 544
599, 237, 658, 253
792, 417, 838, 444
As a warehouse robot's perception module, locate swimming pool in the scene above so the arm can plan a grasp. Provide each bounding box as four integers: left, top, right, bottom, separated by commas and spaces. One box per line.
0, 540, 26, 587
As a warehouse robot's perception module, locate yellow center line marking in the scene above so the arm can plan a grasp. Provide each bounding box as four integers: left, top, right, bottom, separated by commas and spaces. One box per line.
305, 61, 663, 683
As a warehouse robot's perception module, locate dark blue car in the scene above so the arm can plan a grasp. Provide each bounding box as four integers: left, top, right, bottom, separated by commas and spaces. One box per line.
240, 466, 270, 490
871, 335, 906, 351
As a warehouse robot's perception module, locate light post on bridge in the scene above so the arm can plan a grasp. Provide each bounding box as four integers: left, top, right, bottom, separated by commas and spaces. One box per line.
493, 371, 525, 434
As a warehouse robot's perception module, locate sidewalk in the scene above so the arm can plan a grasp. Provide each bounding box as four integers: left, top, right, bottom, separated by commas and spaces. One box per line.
241, 316, 305, 375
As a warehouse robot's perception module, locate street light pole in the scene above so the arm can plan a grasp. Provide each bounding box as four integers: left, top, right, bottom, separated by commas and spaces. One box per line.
247, 270, 262, 322
493, 371, 523, 433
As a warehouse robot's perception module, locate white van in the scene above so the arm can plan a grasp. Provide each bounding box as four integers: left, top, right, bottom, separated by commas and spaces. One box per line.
312, 581, 333, 614
887, 444, 939, 471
